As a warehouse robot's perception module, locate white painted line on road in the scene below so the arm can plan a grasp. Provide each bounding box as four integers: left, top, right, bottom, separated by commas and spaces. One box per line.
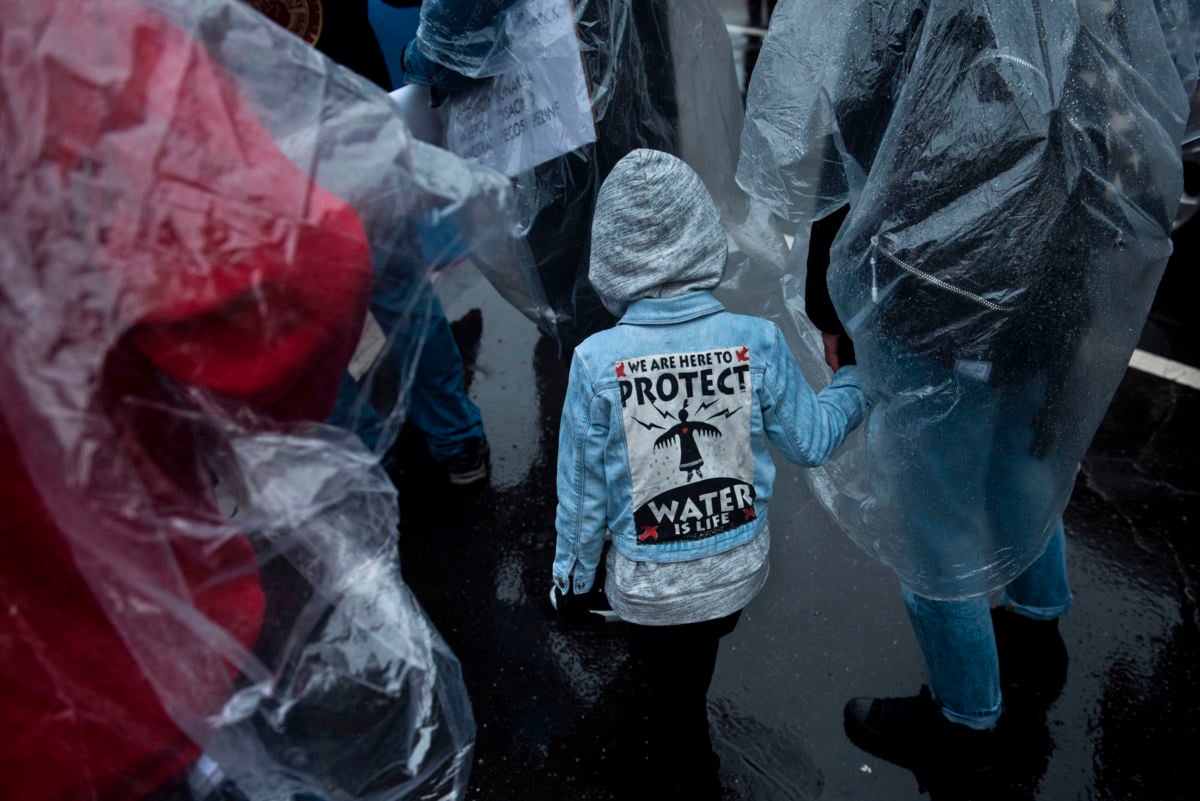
726, 23, 768, 38
1129, 348, 1200, 390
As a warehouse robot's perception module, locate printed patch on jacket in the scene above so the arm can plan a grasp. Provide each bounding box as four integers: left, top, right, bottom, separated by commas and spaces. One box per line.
617, 347, 756, 545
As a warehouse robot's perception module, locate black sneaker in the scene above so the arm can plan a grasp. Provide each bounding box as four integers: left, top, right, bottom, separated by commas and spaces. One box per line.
843, 685, 996, 774
442, 437, 490, 486
991, 606, 1068, 702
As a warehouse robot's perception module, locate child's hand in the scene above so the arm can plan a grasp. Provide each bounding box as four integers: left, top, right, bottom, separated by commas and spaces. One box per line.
550, 585, 588, 624
549, 584, 621, 627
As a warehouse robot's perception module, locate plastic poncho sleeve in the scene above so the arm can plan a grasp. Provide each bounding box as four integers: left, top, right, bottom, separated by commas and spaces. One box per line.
393, 0, 524, 98
372, 0, 749, 352
735, 0, 927, 230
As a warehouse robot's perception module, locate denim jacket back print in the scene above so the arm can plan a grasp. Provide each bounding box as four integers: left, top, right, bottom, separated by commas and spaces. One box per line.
553, 292, 866, 594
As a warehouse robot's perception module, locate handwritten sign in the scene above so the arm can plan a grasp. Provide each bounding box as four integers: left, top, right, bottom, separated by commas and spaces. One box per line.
445, 0, 596, 177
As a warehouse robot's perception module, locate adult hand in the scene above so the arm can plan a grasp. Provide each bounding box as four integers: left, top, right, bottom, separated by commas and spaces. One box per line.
822, 332, 843, 371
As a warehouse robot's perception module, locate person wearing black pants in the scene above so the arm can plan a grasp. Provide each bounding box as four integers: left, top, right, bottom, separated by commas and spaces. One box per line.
626, 611, 742, 799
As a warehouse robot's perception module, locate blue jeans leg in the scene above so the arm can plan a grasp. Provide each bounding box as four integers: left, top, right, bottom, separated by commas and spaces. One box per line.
366, 260, 483, 462
327, 292, 482, 462
902, 519, 1072, 728
403, 294, 484, 462
1002, 520, 1073, 619
901, 586, 1001, 730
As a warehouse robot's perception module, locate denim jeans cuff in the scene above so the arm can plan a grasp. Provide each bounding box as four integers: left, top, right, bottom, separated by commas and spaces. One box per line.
936, 699, 1000, 730
1000, 593, 1072, 621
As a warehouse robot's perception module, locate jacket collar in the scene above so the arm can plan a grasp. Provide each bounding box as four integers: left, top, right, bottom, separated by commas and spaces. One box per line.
617, 291, 725, 326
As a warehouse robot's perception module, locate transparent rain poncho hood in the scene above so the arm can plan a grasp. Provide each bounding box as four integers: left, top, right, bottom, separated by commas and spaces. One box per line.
410, 0, 747, 347
0, 0, 519, 797
737, 0, 1198, 598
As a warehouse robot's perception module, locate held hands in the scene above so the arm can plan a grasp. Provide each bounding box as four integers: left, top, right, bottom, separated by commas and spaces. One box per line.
822, 332, 857, 371
822, 333, 842, 371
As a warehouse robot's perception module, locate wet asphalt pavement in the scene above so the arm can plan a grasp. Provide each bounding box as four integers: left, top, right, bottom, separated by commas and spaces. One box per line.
393, 229, 1197, 801
390, 8, 1198, 800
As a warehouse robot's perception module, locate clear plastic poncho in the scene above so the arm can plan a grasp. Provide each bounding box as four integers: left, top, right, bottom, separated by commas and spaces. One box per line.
413, 0, 747, 348
0, 0, 519, 797
737, 0, 1199, 598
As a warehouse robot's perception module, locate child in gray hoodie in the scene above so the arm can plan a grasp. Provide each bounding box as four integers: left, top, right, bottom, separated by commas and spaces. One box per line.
551, 149, 867, 798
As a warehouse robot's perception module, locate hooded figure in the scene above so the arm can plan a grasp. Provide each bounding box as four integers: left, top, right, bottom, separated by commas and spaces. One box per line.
552, 149, 866, 798
738, 0, 1198, 599
737, 0, 1197, 774
588, 148, 729, 315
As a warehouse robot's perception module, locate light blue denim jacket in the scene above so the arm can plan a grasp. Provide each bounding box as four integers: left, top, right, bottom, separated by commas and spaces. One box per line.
553, 291, 866, 594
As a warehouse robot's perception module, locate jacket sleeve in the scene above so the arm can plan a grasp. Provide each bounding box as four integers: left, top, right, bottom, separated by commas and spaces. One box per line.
760, 324, 866, 466
399, 0, 525, 98
553, 353, 610, 594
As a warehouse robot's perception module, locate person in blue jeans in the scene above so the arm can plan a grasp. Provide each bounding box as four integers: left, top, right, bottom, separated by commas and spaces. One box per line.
839, 328, 1074, 755
738, 0, 1196, 777
803, 275, 1075, 765
292, 0, 489, 484
327, 224, 488, 484
551, 149, 867, 799
805, 209, 1075, 771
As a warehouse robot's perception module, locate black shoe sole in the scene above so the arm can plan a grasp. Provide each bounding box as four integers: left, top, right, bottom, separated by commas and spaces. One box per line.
446, 441, 490, 486
446, 462, 489, 486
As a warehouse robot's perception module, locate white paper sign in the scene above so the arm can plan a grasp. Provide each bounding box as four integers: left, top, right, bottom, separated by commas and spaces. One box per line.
445, 0, 597, 177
